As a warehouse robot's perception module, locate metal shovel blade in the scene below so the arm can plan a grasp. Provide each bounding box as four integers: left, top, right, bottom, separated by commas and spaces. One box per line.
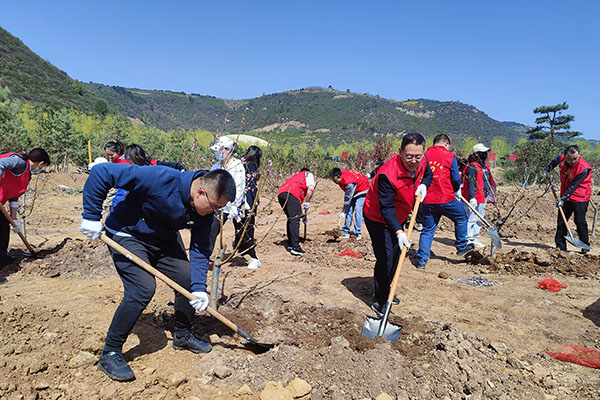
361, 302, 403, 342
487, 227, 502, 249
361, 315, 402, 342
565, 230, 590, 251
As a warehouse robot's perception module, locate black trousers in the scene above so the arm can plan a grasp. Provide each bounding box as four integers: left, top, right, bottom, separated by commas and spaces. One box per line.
555, 200, 589, 250
365, 216, 400, 304
104, 232, 195, 353
278, 193, 302, 249
233, 213, 257, 259
0, 214, 9, 258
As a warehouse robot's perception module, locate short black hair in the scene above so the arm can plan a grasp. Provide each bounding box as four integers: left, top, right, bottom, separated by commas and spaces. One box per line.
300, 167, 311, 172
433, 134, 451, 146
197, 169, 236, 203
329, 167, 342, 178
564, 145, 580, 155
28, 148, 51, 165
104, 140, 125, 155
401, 133, 426, 150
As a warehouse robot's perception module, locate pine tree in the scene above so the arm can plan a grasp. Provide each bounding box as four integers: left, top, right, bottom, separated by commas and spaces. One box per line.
526, 102, 581, 140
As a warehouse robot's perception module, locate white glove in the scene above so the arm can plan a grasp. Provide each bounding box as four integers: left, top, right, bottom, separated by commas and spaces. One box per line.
189, 291, 209, 312
454, 191, 461, 198
227, 207, 241, 222
79, 219, 103, 240
10, 220, 21, 233
415, 184, 427, 202
338, 212, 345, 219
303, 202, 310, 211
469, 198, 478, 209
397, 231, 412, 250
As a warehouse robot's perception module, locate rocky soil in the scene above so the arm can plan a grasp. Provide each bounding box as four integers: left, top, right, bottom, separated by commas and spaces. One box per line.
0, 173, 599, 399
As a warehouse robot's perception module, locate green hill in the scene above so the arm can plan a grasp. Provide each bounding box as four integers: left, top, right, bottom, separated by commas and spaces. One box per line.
1, 26, 526, 145
0, 26, 100, 112
85, 85, 526, 145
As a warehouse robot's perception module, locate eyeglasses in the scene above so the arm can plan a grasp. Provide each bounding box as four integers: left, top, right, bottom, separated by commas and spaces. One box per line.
200, 187, 218, 213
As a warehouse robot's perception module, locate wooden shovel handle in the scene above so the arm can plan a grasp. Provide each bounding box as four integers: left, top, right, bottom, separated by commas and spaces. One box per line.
387, 193, 422, 303
0, 204, 36, 255
100, 233, 239, 333
458, 194, 492, 228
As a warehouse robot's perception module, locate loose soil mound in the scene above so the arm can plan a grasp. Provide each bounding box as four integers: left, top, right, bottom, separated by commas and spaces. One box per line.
8, 237, 115, 279
469, 248, 600, 277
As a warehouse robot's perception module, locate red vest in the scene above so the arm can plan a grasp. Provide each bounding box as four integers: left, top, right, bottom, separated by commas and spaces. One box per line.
363, 155, 427, 224
0, 153, 31, 205
113, 156, 131, 164
423, 146, 456, 204
339, 169, 370, 193
559, 155, 592, 202
461, 161, 496, 204
278, 171, 310, 203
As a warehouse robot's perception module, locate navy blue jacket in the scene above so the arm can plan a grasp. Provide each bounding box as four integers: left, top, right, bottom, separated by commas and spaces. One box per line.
82, 163, 213, 292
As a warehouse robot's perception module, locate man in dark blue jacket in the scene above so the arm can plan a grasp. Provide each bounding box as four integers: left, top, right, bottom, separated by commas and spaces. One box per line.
79, 164, 235, 382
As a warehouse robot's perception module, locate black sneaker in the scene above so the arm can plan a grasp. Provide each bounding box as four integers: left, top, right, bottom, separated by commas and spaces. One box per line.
371, 302, 384, 318
173, 332, 212, 354
416, 263, 426, 269
97, 351, 135, 382
581, 248, 590, 255
392, 296, 400, 305
457, 243, 475, 257
290, 246, 305, 256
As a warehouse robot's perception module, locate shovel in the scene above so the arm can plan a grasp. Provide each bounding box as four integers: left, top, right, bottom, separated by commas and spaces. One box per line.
1, 205, 39, 258
302, 213, 307, 241
547, 177, 590, 251
100, 233, 275, 353
362, 193, 422, 342
458, 194, 502, 249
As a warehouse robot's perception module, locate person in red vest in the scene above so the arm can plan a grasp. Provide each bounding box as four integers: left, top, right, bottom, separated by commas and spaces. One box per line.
104, 140, 129, 164
123, 144, 186, 171
461, 143, 496, 248
0, 148, 50, 267
278, 168, 315, 256
544, 145, 592, 253
416, 134, 474, 269
363, 133, 432, 317
329, 167, 369, 240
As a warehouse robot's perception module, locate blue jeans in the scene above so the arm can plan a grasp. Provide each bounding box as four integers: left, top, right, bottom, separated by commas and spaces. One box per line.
341, 196, 365, 235
417, 199, 469, 265
465, 202, 486, 241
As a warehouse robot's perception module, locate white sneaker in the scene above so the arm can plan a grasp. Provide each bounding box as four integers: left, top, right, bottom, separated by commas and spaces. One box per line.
339, 233, 351, 239
469, 240, 486, 249
355, 234, 362, 240
247, 258, 261, 270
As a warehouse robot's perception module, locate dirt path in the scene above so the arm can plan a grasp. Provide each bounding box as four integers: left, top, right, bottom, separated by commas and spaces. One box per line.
1, 174, 599, 399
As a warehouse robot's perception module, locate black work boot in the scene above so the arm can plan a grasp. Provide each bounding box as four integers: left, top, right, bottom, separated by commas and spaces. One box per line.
97, 351, 135, 382
173, 331, 212, 354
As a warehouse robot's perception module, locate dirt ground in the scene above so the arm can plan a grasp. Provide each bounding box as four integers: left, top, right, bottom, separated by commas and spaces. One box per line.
1, 172, 599, 399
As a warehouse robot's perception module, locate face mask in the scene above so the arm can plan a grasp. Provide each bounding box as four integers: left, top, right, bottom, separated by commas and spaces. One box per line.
213, 151, 225, 161
479, 152, 488, 161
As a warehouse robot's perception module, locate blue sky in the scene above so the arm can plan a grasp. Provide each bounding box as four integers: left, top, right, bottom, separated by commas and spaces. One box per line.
1, 1, 599, 139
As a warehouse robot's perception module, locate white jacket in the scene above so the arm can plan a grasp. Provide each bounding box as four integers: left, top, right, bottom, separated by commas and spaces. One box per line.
210, 157, 246, 215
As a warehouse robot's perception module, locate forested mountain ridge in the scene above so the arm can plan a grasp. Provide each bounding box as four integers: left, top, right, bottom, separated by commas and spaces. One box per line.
0, 26, 100, 112
1, 26, 526, 145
